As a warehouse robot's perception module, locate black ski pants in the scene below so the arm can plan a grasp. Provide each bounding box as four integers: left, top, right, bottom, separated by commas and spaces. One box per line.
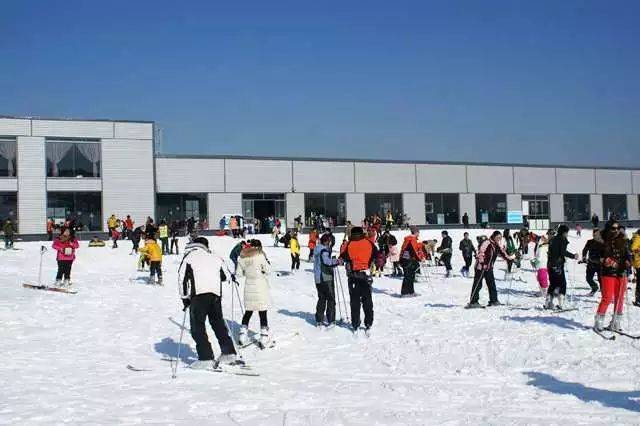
463, 254, 473, 271
348, 272, 373, 329
160, 237, 169, 255
149, 261, 162, 280
315, 280, 336, 324
548, 267, 567, 296
132, 238, 140, 253
170, 238, 179, 255
401, 259, 419, 295
469, 269, 498, 304
241, 310, 268, 328
440, 253, 452, 271
392, 261, 403, 276
635, 268, 640, 302
56, 260, 73, 281
291, 253, 300, 270
190, 293, 236, 361
586, 264, 600, 292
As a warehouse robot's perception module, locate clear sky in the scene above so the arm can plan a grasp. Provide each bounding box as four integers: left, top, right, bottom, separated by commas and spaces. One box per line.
2, 1, 639, 167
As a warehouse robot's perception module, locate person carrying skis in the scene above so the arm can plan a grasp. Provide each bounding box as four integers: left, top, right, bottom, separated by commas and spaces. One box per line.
178, 236, 238, 368
437, 230, 453, 278
52, 228, 79, 287
399, 226, 425, 297
544, 224, 578, 310
139, 235, 163, 284
594, 221, 631, 331
237, 240, 273, 346
581, 228, 604, 296
459, 232, 476, 278
290, 232, 301, 271
466, 231, 515, 308
340, 226, 376, 334
631, 229, 640, 307
158, 220, 169, 255
313, 233, 343, 327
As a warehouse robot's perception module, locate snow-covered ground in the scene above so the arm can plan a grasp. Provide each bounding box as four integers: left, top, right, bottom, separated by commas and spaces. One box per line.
1, 228, 639, 425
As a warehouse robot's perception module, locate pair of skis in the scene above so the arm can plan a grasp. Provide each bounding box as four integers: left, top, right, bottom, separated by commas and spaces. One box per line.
22, 283, 77, 294
593, 328, 640, 341
127, 360, 259, 376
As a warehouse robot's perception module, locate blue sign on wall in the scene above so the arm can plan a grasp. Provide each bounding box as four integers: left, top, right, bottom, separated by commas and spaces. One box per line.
507, 211, 523, 224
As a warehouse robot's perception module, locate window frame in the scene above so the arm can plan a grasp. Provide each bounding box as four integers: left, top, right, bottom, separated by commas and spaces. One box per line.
45, 139, 102, 179
0, 137, 18, 178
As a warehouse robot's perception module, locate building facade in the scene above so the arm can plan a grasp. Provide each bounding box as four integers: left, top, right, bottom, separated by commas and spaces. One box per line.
2, 116, 639, 235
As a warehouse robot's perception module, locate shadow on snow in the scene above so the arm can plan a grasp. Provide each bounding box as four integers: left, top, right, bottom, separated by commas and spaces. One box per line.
501, 315, 590, 330
154, 337, 197, 364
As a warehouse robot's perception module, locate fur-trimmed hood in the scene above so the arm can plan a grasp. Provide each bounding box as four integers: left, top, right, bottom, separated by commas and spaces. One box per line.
240, 246, 262, 258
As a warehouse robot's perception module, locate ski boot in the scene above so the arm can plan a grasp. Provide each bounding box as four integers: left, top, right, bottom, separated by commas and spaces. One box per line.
259, 327, 270, 346
157, 277, 163, 286
543, 294, 554, 310
465, 302, 484, 309
364, 326, 372, 337
238, 325, 249, 346
63, 279, 71, 287
555, 295, 565, 310
594, 314, 605, 331
487, 300, 503, 307
54, 279, 63, 287
216, 353, 238, 366
608, 313, 623, 332
190, 359, 214, 370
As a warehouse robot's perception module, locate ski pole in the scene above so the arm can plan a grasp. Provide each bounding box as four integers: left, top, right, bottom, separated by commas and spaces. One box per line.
38, 246, 47, 286
506, 272, 515, 306
337, 267, 350, 322
334, 273, 343, 323
172, 307, 188, 379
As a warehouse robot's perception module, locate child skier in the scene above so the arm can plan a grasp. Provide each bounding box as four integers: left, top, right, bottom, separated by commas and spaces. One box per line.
313, 234, 343, 326
387, 234, 402, 277
308, 229, 319, 261
139, 236, 163, 284
290, 232, 301, 271
533, 233, 550, 297
52, 228, 79, 286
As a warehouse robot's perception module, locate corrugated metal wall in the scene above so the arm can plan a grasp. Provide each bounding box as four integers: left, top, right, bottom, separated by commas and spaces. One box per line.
17, 136, 47, 234
210, 193, 242, 225
292, 161, 354, 193
346, 193, 365, 224
556, 168, 595, 194
467, 166, 514, 193
402, 193, 426, 226
416, 164, 466, 193
513, 167, 556, 194
155, 158, 224, 193
225, 159, 292, 193
596, 169, 632, 194
355, 162, 416, 193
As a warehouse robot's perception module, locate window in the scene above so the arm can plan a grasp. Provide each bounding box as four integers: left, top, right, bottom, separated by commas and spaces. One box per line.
47, 192, 102, 231
563, 194, 590, 222
0, 138, 17, 177
475, 194, 507, 223
603, 194, 628, 220
46, 140, 101, 178
0, 192, 17, 231
156, 193, 208, 222
304, 193, 346, 226
425, 193, 459, 224
365, 194, 403, 221
522, 194, 549, 220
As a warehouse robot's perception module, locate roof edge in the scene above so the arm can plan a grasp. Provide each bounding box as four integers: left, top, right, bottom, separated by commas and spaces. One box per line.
0, 115, 154, 124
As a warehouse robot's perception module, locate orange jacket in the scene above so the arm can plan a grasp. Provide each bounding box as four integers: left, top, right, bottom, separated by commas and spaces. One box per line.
342, 238, 376, 271
308, 231, 319, 249
401, 235, 425, 261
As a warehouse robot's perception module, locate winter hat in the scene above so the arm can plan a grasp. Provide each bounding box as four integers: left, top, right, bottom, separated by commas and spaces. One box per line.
410, 226, 419, 235
193, 236, 209, 248
557, 224, 570, 235
350, 227, 365, 239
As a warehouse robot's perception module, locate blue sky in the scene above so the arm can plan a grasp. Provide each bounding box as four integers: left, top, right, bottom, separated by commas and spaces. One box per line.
2, 1, 639, 167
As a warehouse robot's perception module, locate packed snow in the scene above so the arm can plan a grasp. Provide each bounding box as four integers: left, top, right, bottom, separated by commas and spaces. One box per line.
1, 228, 639, 424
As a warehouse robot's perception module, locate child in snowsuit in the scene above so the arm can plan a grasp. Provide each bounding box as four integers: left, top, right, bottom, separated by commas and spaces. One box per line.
308, 229, 319, 261
52, 228, 79, 286
290, 232, 301, 271
139, 236, 163, 284
533, 234, 550, 297
387, 234, 402, 276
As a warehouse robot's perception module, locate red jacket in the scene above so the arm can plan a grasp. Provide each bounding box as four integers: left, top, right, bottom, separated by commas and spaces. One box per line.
475, 239, 509, 271
53, 238, 79, 261
341, 238, 376, 272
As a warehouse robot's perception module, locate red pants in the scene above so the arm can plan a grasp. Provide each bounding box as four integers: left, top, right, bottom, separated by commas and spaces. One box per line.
596, 276, 627, 315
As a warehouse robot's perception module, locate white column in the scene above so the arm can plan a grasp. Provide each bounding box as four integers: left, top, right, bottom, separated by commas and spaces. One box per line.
459, 193, 476, 224
590, 194, 603, 220
286, 192, 304, 228
210, 193, 242, 226
402, 193, 426, 226
17, 136, 47, 234
627, 194, 639, 221
346, 193, 365, 224
549, 194, 564, 222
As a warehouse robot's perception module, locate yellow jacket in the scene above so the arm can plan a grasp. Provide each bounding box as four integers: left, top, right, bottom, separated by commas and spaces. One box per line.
290, 238, 300, 255
140, 241, 162, 262
631, 234, 640, 269
159, 225, 169, 238
107, 216, 118, 228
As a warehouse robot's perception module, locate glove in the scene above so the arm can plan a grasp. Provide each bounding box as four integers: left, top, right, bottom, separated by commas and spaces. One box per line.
182, 298, 191, 311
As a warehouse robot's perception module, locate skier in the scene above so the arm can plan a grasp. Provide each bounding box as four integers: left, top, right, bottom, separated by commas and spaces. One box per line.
313, 233, 343, 327
503, 229, 517, 279
178, 236, 238, 368
631, 230, 640, 307
229, 240, 248, 271
340, 227, 376, 334
532, 232, 551, 297
290, 232, 301, 271
307, 228, 319, 261
459, 232, 476, 278
437, 230, 453, 277
466, 231, 515, 308
158, 220, 169, 255
130, 225, 143, 254
594, 221, 632, 331
3, 218, 15, 249
237, 240, 273, 346
324, 229, 336, 252
52, 228, 79, 287
399, 226, 425, 297
544, 224, 578, 310
107, 214, 118, 238
124, 215, 134, 240
581, 228, 604, 296
169, 221, 180, 255
139, 235, 163, 284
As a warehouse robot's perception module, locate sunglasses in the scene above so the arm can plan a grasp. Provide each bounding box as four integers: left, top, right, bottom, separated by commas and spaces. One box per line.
611, 226, 620, 230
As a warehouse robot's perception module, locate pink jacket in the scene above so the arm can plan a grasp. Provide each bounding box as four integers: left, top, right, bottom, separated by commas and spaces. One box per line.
53, 238, 79, 261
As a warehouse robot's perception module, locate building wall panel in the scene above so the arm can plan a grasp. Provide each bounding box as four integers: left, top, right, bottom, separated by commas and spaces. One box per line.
466, 166, 514, 193
46, 178, 102, 192
514, 167, 556, 194
0, 118, 30, 136
627, 194, 639, 221
549, 194, 564, 222
355, 162, 416, 193
101, 139, 155, 231
590, 194, 603, 219
507, 194, 522, 213
17, 137, 46, 234
292, 161, 354, 193
286, 193, 305, 228
403, 193, 426, 226
155, 158, 225, 193
32, 120, 114, 139
596, 169, 632, 194
209, 193, 242, 226
0, 178, 18, 191
114, 122, 153, 140
416, 164, 467, 193
225, 159, 292, 193
633, 171, 640, 194
346, 193, 365, 224
556, 168, 595, 194
459, 194, 476, 224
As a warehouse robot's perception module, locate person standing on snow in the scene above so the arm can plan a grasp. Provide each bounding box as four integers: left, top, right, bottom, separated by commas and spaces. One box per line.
532, 232, 551, 297
459, 232, 476, 278
169, 221, 180, 255
307, 228, 319, 262
462, 213, 469, 229
130, 225, 143, 254
630, 229, 640, 307
581, 228, 604, 296
158, 220, 169, 255
340, 227, 376, 334
399, 226, 425, 296
545, 224, 578, 310
594, 221, 631, 331
313, 233, 343, 327
52, 228, 79, 287
3, 218, 15, 249
437, 230, 453, 278
466, 231, 515, 308
503, 229, 517, 279
139, 235, 163, 284
178, 237, 238, 368
237, 240, 273, 346
290, 232, 301, 271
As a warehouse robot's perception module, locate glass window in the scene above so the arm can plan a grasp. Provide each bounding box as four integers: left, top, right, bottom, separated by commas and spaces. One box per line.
563, 194, 590, 222
46, 140, 101, 178
0, 138, 18, 177
425, 193, 459, 224
475, 194, 507, 223
47, 192, 102, 231
156, 193, 208, 223
603, 194, 628, 220
304, 193, 346, 226
365, 194, 403, 223
522, 194, 549, 220
0, 192, 18, 231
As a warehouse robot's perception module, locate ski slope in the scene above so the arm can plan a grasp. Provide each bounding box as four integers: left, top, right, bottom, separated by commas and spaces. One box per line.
1, 229, 639, 424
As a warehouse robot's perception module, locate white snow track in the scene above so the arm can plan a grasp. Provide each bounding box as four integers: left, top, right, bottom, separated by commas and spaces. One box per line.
1, 230, 639, 424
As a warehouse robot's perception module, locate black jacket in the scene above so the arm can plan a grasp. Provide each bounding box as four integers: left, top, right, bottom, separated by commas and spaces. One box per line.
582, 239, 603, 265
459, 239, 476, 257
438, 236, 453, 255
547, 236, 576, 272
601, 233, 631, 277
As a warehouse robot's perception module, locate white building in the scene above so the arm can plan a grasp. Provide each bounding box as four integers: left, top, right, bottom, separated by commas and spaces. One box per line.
1, 116, 639, 235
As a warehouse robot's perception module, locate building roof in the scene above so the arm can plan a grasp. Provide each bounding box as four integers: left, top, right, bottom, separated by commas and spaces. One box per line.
0, 115, 154, 124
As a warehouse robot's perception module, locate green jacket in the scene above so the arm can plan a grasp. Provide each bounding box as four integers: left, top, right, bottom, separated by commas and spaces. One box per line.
3, 221, 15, 236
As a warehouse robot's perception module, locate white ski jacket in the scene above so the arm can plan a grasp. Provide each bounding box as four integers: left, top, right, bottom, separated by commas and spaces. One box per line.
236, 247, 272, 311
178, 243, 227, 299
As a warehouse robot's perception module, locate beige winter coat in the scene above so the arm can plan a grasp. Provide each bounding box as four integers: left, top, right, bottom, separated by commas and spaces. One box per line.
237, 247, 272, 311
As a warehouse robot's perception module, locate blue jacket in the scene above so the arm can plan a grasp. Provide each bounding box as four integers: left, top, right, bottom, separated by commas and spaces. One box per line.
313, 244, 339, 284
